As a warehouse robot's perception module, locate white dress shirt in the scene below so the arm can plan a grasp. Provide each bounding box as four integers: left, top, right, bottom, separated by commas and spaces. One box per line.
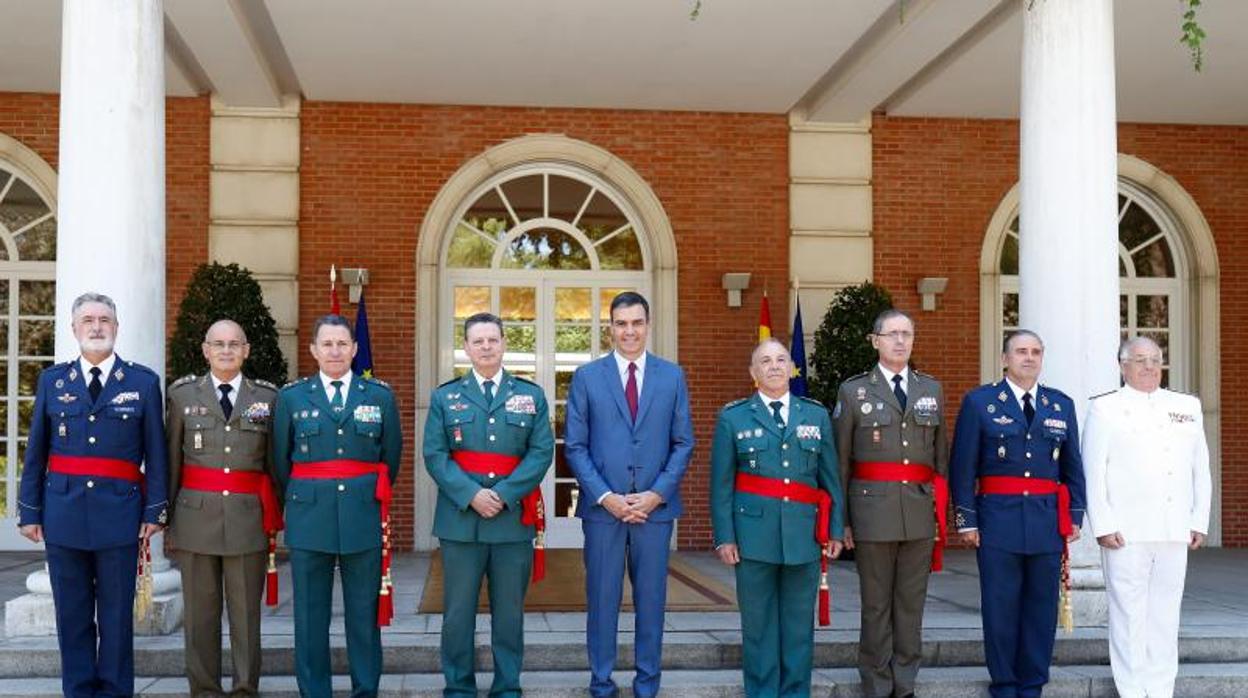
1004, 377, 1039, 415
320, 371, 352, 405
80, 353, 118, 392
877, 364, 909, 398
472, 368, 503, 396
613, 351, 646, 395
757, 391, 791, 426
210, 372, 243, 407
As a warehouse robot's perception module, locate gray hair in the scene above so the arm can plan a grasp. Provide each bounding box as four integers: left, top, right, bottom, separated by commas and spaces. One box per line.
204, 318, 248, 344
71, 292, 117, 321
1002, 329, 1044, 354
1119, 336, 1163, 362
872, 308, 914, 335
750, 337, 789, 365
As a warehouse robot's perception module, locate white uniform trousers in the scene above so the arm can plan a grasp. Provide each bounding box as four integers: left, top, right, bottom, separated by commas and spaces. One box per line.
1102, 541, 1188, 698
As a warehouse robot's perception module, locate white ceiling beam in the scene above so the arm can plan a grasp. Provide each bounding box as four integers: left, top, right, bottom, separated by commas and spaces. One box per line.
164, 0, 285, 107
793, 0, 1002, 123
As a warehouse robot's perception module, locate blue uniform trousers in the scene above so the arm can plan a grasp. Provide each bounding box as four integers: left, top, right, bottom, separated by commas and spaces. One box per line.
290, 547, 382, 698
977, 545, 1062, 698
735, 558, 820, 698
46, 542, 138, 698
583, 519, 672, 698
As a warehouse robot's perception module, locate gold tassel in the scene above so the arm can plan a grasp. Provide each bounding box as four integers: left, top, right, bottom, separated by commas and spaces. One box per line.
1058, 551, 1074, 633
134, 539, 154, 622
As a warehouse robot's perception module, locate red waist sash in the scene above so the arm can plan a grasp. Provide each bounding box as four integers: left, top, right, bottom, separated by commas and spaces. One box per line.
49, 455, 142, 482
734, 471, 834, 626
976, 476, 1073, 537
183, 464, 285, 607
853, 462, 949, 572
452, 450, 546, 583
291, 460, 395, 626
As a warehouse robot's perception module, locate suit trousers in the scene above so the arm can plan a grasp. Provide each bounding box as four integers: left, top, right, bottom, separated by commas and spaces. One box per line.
735, 558, 820, 698
439, 539, 532, 697
976, 545, 1061, 698
46, 542, 138, 698
1103, 542, 1188, 698
855, 539, 934, 697
290, 547, 382, 698
583, 518, 673, 698
177, 549, 267, 696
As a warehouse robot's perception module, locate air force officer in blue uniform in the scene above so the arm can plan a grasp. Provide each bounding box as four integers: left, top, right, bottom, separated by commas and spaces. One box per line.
565, 292, 694, 698
950, 329, 1086, 698
17, 292, 169, 697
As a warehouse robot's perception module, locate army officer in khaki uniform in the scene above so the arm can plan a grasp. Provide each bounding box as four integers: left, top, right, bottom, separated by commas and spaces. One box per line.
710, 338, 844, 696
834, 309, 948, 698
168, 319, 281, 697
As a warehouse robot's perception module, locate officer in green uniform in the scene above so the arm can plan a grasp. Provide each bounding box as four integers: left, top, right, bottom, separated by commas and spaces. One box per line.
423, 312, 554, 697
710, 338, 845, 697
273, 315, 403, 698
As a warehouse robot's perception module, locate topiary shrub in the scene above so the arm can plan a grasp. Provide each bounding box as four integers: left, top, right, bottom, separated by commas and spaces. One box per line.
808, 281, 894, 408
169, 262, 289, 385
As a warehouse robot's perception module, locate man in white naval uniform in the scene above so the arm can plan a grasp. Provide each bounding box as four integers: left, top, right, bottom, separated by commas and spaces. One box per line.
1082, 336, 1211, 698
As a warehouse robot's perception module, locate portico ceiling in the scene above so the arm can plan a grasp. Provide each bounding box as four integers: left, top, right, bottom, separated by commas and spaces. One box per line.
0, 0, 1244, 125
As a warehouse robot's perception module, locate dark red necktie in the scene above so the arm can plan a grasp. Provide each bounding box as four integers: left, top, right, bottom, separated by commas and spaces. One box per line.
625, 362, 639, 422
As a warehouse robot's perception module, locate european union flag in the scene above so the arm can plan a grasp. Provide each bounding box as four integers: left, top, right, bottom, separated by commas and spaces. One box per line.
351, 290, 374, 378
790, 299, 808, 397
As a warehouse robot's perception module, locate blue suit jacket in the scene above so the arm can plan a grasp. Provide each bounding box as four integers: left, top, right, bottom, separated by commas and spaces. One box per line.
949, 380, 1087, 554
18, 356, 169, 550
564, 352, 694, 522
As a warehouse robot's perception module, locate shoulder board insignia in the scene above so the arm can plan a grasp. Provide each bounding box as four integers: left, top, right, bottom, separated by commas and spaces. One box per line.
844, 371, 869, 383
1089, 390, 1115, 400
798, 395, 826, 407
511, 374, 539, 387
169, 374, 198, 389
251, 378, 279, 391
281, 377, 307, 391
364, 376, 391, 389
723, 397, 749, 409
438, 376, 461, 388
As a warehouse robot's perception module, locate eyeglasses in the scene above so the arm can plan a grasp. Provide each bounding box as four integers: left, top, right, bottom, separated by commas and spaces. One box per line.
875, 331, 915, 342
206, 341, 248, 352
1124, 356, 1163, 367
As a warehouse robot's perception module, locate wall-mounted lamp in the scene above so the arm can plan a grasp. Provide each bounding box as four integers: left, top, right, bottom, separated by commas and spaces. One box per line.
916, 277, 948, 311
341, 267, 370, 304
722, 272, 751, 307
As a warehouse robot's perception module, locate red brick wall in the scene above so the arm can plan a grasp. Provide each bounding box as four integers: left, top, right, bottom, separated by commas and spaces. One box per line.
299, 103, 790, 549
0, 91, 211, 360
873, 114, 1248, 545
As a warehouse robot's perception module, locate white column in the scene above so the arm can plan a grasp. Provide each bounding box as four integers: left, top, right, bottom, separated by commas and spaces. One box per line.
17, 0, 180, 633
1018, 0, 1119, 625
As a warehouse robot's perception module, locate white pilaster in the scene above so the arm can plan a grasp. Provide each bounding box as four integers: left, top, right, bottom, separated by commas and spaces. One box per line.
11, 0, 181, 636
1018, 0, 1119, 625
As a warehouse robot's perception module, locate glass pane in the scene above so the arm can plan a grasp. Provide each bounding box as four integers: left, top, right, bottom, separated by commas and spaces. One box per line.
1009, 216, 1019, 233
499, 175, 544, 222
18, 320, 53, 357
15, 217, 56, 261
555, 288, 592, 322
548, 175, 593, 224
1136, 295, 1169, 329
596, 227, 644, 270
0, 320, 7, 354
0, 402, 8, 439
0, 280, 8, 314
555, 325, 592, 353
1117, 194, 1128, 217
18, 280, 55, 315
1141, 330, 1169, 361
555, 443, 572, 479
452, 365, 470, 379
19, 362, 49, 396
1002, 293, 1019, 328
999, 234, 1019, 275
555, 481, 579, 519
464, 188, 512, 235
499, 286, 536, 322
0, 177, 50, 233
555, 369, 574, 401
1133, 240, 1175, 278
554, 402, 567, 439
500, 229, 591, 270
1119, 254, 1128, 277
599, 288, 633, 321
453, 286, 489, 321
504, 324, 536, 353
1119, 202, 1164, 253
17, 399, 36, 437
446, 223, 495, 268
16, 441, 25, 478
1120, 295, 1129, 327
0, 465, 6, 517
577, 191, 629, 243
600, 325, 612, 352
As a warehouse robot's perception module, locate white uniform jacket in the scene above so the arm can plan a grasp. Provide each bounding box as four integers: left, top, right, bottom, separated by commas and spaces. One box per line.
1082, 385, 1211, 543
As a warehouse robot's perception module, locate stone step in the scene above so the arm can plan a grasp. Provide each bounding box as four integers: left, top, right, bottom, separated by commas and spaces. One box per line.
0, 631, 1246, 678
0, 664, 1245, 697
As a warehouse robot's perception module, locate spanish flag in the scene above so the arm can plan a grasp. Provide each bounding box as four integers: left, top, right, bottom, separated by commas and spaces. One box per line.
758, 293, 773, 341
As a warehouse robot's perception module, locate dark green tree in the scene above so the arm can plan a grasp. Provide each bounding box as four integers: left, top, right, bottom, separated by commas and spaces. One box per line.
808, 282, 895, 408
169, 262, 288, 385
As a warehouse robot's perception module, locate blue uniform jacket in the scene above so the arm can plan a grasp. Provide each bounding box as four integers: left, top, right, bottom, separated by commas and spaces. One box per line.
949, 381, 1087, 554
17, 356, 169, 549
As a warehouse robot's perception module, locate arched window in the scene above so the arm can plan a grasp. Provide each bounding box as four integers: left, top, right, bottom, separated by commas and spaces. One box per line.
993, 181, 1187, 388
0, 161, 57, 533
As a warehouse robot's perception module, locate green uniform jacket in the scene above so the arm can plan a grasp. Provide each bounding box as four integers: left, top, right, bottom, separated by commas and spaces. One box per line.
833, 366, 949, 542
423, 370, 554, 543
272, 373, 402, 554
167, 374, 278, 555
710, 394, 844, 565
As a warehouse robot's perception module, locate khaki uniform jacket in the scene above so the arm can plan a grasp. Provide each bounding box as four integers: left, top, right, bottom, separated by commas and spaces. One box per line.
167, 374, 278, 556
834, 366, 948, 542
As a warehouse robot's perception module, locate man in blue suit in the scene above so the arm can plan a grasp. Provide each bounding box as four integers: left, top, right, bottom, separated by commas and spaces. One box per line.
17, 292, 168, 697
565, 291, 694, 698
950, 329, 1086, 698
